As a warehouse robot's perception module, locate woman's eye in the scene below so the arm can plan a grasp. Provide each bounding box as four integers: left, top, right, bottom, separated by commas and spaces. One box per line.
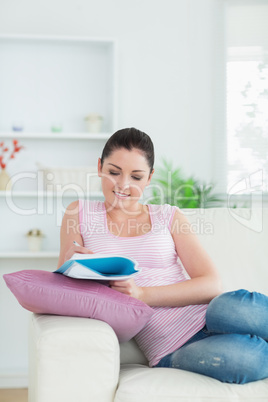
108, 171, 141, 180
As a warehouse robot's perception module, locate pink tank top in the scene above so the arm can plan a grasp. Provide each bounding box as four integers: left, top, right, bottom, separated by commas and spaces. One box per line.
79, 200, 207, 367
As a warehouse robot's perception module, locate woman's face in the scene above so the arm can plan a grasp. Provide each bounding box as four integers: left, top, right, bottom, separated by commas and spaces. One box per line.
98, 147, 154, 212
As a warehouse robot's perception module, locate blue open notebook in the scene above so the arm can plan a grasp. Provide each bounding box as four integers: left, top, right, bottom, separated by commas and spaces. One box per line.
54, 253, 140, 281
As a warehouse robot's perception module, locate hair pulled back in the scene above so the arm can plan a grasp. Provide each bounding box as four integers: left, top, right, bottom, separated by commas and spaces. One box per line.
100, 127, 154, 173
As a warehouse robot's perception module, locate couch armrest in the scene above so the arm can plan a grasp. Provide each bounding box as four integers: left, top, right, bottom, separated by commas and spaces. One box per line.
28, 314, 120, 402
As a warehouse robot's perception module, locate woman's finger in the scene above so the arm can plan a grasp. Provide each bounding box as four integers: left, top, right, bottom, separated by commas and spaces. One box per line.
73, 245, 94, 254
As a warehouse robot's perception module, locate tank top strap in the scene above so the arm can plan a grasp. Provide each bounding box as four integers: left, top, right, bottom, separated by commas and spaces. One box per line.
148, 203, 178, 231
79, 200, 106, 236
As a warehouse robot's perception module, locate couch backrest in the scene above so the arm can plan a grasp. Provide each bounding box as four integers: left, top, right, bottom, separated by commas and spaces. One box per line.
120, 208, 268, 365
185, 208, 268, 294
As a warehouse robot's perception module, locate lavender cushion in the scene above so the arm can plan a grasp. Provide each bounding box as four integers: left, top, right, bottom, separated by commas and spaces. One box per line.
3, 270, 154, 342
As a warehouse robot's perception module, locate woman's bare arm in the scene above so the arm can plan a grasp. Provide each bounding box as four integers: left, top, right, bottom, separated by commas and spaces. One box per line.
111, 209, 222, 307
57, 200, 93, 269
139, 209, 222, 306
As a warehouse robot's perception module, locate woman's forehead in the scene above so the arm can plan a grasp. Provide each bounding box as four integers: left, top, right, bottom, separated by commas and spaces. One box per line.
104, 148, 149, 167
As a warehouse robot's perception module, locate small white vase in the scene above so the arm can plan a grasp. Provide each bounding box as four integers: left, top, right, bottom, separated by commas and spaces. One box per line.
85, 114, 103, 133
27, 236, 43, 252
0, 169, 12, 191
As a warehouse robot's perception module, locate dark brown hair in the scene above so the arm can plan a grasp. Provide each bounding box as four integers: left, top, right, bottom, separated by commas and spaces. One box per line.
100, 127, 154, 173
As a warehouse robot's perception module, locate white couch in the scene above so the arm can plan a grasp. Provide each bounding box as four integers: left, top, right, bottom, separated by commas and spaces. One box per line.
28, 208, 268, 402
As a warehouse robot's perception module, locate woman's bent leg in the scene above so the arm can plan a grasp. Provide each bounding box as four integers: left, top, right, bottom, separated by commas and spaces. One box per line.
206, 289, 268, 340
156, 333, 268, 384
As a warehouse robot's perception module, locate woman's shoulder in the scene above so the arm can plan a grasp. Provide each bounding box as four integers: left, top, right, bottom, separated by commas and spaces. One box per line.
149, 203, 179, 216
78, 199, 104, 212
149, 203, 179, 227
64, 199, 104, 216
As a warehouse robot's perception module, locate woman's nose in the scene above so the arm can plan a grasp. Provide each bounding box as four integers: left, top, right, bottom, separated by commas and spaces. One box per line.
116, 175, 130, 191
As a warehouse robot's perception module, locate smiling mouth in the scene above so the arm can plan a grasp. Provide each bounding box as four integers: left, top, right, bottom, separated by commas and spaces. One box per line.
113, 191, 130, 198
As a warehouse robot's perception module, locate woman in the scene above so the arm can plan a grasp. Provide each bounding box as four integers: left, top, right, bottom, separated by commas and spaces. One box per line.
58, 127, 268, 384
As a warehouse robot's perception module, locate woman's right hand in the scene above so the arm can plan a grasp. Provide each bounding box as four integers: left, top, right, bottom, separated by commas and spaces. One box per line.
57, 200, 94, 269
63, 242, 94, 263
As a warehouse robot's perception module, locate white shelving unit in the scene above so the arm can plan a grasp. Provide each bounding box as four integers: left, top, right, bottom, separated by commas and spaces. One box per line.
0, 33, 115, 253
0, 34, 117, 133
0, 190, 103, 198
0, 132, 111, 140
0, 34, 116, 387
0, 251, 59, 258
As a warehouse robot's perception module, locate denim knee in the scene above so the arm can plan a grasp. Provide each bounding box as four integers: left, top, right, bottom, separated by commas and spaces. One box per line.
206, 289, 268, 340
206, 289, 245, 331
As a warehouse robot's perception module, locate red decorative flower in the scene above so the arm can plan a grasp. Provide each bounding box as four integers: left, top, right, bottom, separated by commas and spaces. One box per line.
0, 139, 24, 169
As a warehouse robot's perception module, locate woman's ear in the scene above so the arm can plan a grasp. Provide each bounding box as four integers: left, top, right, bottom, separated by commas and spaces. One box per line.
97, 158, 102, 177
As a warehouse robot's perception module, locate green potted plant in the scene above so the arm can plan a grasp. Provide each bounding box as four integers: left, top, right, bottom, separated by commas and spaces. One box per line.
149, 159, 222, 208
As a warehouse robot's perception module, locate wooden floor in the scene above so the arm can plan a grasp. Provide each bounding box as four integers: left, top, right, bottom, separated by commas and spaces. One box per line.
0, 389, 28, 402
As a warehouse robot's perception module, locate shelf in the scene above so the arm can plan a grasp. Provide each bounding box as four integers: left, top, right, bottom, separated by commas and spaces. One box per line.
0, 33, 115, 44
0, 132, 111, 140
0, 191, 104, 198
0, 251, 59, 258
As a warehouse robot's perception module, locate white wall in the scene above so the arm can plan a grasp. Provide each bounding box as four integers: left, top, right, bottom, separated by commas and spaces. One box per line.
0, 0, 225, 182
226, 1, 268, 47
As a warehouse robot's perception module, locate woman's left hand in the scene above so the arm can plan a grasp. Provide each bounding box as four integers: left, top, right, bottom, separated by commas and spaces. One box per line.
109, 278, 143, 300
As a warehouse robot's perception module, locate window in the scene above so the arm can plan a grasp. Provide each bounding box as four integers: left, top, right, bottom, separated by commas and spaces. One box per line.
225, 1, 268, 197
226, 46, 268, 192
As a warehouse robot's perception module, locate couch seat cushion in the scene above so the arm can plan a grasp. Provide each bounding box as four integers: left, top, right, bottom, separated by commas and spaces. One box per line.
115, 364, 268, 402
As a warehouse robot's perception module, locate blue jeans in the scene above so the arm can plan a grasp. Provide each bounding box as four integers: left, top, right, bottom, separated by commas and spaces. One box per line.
154, 290, 268, 384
